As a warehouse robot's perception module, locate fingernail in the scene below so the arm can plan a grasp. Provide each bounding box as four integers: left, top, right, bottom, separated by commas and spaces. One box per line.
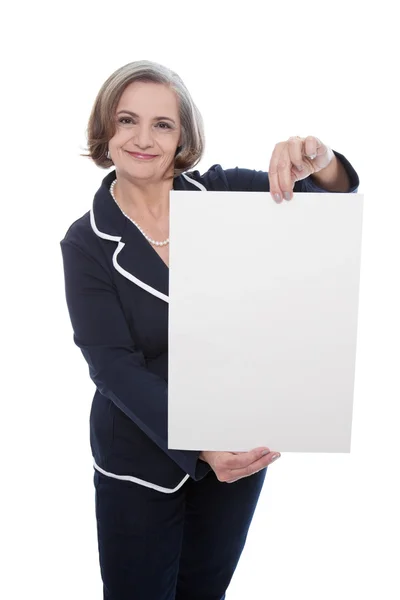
308, 153, 317, 160
274, 193, 282, 203
271, 454, 281, 462
297, 165, 304, 171
261, 450, 270, 456
283, 192, 291, 201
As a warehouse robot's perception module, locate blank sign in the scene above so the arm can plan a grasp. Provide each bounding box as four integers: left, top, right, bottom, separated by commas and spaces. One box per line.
168, 191, 363, 453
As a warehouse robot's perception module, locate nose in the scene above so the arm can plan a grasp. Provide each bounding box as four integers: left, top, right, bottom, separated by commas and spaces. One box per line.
134, 124, 154, 150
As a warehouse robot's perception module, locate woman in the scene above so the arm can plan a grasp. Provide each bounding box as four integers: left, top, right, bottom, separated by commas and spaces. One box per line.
60, 60, 359, 600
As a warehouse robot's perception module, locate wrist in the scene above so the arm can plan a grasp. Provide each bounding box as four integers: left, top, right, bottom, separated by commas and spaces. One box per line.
311, 153, 350, 192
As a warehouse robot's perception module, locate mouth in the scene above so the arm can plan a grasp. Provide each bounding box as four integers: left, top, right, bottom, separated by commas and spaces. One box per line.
125, 151, 158, 160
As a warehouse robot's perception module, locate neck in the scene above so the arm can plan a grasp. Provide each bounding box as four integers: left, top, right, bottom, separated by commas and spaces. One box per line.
114, 174, 174, 220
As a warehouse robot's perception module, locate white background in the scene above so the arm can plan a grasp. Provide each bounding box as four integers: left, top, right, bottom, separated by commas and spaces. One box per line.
2, 0, 399, 598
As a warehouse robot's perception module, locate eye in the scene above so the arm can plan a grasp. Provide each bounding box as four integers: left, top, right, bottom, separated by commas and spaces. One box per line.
117, 117, 173, 129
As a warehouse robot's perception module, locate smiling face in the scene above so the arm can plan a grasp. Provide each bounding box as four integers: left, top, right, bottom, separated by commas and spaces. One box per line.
108, 81, 182, 182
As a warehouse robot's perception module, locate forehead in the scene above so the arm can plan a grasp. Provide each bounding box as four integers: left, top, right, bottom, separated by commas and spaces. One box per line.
117, 81, 179, 115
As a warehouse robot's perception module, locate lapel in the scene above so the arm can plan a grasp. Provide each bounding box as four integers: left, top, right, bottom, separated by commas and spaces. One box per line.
90, 169, 206, 303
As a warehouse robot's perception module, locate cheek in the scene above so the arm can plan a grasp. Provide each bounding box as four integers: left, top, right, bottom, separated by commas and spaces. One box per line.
110, 129, 131, 148
163, 135, 180, 151
155, 140, 175, 155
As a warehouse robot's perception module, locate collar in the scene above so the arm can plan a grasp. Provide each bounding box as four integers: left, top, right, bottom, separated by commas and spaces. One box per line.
90, 169, 206, 303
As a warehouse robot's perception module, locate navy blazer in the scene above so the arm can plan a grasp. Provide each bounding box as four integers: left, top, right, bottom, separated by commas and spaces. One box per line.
60, 151, 359, 494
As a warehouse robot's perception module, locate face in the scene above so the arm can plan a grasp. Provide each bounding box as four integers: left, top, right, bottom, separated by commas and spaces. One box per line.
108, 81, 182, 181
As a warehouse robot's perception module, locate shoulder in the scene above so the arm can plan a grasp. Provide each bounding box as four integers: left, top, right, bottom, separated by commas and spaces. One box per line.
60, 210, 114, 281
184, 163, 270, 192
61, 210, 90, 243
60, 210, 99, 256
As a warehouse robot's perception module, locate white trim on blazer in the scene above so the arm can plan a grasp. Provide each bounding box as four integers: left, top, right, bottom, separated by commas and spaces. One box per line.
90, 172, 206, 304
93, 460, 190, 494
89, 172, 206, 492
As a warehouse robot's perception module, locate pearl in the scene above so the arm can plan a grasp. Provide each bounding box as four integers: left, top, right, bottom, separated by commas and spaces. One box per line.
109, 179, 170, 247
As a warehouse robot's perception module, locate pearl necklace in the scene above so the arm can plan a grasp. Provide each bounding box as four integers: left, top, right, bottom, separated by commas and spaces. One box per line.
109, 179, 170, 247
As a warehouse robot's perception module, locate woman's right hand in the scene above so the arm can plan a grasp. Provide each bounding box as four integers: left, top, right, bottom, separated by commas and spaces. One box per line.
199, 447, 281, 484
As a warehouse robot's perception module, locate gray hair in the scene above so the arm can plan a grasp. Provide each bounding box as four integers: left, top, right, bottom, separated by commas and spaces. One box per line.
82, 60, 205, 177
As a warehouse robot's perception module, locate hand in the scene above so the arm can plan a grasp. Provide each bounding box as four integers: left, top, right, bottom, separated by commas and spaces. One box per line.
199, 447, 281, 484
269, 135, 335, 203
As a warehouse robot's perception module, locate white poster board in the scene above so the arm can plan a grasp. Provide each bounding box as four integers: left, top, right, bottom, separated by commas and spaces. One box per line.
168, 191, 364, 453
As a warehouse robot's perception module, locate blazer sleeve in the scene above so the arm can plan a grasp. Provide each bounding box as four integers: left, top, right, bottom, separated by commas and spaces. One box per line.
60, 239, 211, 482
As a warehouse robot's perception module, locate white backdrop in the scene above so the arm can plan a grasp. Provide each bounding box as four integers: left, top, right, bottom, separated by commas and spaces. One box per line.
2, 1, 399, 598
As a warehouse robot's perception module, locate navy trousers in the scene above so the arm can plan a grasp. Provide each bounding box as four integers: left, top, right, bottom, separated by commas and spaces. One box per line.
94, 466, 267, 599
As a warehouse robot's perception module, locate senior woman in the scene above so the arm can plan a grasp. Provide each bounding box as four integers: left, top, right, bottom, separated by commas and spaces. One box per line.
60, 60, 359, 600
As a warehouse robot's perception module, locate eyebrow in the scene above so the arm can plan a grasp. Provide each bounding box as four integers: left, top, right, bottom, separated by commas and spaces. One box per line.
117, 110, 176, 124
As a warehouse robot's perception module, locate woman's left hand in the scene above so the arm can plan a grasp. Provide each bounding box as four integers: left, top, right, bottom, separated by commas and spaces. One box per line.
268, 135, 335, 203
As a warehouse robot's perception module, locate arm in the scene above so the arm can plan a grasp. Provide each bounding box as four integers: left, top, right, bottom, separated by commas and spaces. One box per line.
60, 240, 210, 481
309, 153, 350, 192
221, 150, 359, 195
298, 150, 359, 194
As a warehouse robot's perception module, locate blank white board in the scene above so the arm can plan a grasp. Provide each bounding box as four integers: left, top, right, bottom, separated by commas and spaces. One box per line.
168, 191, 364, 453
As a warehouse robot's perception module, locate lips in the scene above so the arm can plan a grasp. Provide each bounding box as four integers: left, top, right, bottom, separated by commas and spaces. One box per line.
126, 151, 157, 158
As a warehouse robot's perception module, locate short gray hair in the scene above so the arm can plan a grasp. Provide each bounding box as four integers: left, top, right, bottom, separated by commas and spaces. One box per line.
82, 60, 206, 177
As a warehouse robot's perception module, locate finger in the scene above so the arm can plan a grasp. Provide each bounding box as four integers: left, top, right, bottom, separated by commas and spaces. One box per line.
288, 136, 305, 172
224, 446, 271, 470
268, 142, 286, 203
304, 136, 322, 160
226, 451, 281, 482
276, 145, 294, 201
